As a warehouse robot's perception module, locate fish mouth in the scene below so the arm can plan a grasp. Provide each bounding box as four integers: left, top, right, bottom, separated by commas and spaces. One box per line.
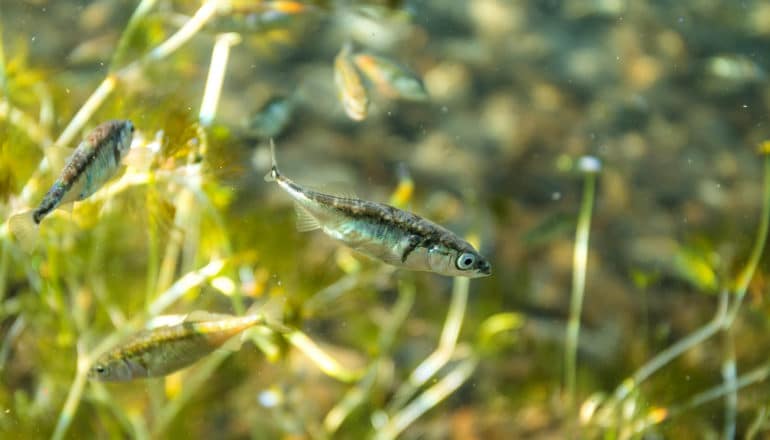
477, 260, 492, 276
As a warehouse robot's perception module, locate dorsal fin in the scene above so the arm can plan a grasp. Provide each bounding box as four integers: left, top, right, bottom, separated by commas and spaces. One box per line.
318, 181, 358, 199
184, 310, 233, 322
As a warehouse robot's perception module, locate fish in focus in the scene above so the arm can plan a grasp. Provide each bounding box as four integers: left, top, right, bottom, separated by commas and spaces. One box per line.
334, 43, 369, 121
263, 142, 491, 278
8, 120, 134, 251
89, 309, 272, 382
353, 53, 428, 101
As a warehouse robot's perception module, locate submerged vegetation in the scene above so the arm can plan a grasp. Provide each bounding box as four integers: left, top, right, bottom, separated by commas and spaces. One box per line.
1, 0, 770, 438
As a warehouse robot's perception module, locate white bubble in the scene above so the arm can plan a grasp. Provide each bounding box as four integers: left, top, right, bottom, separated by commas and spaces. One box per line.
577, 156, 602, 173
257, 389, 283, 407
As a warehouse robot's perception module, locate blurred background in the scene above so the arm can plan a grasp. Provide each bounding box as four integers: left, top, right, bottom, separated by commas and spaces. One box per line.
1, 0, 770, 438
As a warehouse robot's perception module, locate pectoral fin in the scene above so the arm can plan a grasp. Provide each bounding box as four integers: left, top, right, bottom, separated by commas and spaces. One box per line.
219, 335, 246, 352
294, 203, 321, 232
401, 234, 423, 263
8, 210, 39, 253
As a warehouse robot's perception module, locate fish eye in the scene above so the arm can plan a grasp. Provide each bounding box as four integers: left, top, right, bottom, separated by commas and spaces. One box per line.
456, 252, 476, 270
94, 364, 106, 374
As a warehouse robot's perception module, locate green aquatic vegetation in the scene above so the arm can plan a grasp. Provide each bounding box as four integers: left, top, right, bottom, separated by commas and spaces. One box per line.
3, 1, 770, 439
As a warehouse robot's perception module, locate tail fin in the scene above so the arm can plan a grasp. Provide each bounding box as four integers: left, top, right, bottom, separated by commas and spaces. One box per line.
7, 210, 39, 253
246, 296, 289, 334
263, 139, 280, 183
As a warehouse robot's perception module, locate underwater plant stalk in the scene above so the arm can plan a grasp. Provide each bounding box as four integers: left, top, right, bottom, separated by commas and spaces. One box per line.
304, 268, 391, 315
147, 258, 226, 315
52, 259, 228, 439
0, 240, 9, 302
51, 343, 90, 440
145, 179, 161, 304
612, 289, 728, 403
633, 357, 770, 433
725, 154, 770, 327
37, 0, 219, 181
0, 16, 4, 94
108, 0, 159, 72
324, 281, 415, 434
285, 329, 364, 382
722, 336, 737, 440
720, 154, 770, 439
611, 154, 770, 406
375, 356, 478, 440
0, 99, 52, 150
388, 275, 469, 411
199, 33, 241, 127
564, 158, 599, 416
746, 407, 769, 440
324, 363, 380, 434
153, 349, 232, 436
34, 83, 54, 131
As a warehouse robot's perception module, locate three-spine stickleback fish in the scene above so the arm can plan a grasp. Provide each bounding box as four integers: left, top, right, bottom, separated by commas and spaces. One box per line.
334, 43, 369, 121
8, 120, 134, 250
89, 309, 273, 382
263, 142, 491, 278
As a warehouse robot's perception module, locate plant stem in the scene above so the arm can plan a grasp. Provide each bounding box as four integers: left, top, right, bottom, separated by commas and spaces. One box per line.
565, 158, 599, 417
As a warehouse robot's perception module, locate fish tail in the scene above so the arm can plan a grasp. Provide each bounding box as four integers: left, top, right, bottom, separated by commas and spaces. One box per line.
8, 210, 39, 253
263, 138, 280, 182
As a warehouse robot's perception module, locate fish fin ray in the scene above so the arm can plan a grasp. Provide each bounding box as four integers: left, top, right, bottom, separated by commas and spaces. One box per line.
219, 335, 245, 352
46, 146, 71, 175
8, 210, 39, 253
311, 181, 358, 200
294, 203, 321, 232
263, 139, 279, 182
401, 234, 422, 263
253, 296, 288, 333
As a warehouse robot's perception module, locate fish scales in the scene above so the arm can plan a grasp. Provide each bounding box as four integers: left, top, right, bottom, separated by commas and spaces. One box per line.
90, 314, 263, 381
264, 142, 491, 278
33, 120, 134, 223
310, 190, 472, 252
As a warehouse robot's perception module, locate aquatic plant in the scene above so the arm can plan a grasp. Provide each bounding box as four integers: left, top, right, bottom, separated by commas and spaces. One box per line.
2, 1, 770, 439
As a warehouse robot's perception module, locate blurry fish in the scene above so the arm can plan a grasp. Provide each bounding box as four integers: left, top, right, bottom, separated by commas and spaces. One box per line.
388, 162, 414, 209
89, 303, 281, 382
706, 55, 765, 83
243, 95, 294, 139
703, 54, 766, 93
67, 32, 119, 66
216, 1, 321, 33
263, 142, 491, 277
334, 43, 369, 121
8, 120, 134, 251
353, 53, 428, 101
230, 0, 317, 16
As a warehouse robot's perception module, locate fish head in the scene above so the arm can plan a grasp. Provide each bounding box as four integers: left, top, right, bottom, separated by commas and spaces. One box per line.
115, 120, 135, 159
426, 243, 492, 278
88, 356, 135, 382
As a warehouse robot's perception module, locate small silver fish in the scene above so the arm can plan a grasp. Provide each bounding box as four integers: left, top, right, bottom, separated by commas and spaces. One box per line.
244, 96, 294, 139
334, 43, 369, 121
8, 120, 134, 250
263, 142, 491, 278
89, 310, 267, 382
353, 53, 428, 101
